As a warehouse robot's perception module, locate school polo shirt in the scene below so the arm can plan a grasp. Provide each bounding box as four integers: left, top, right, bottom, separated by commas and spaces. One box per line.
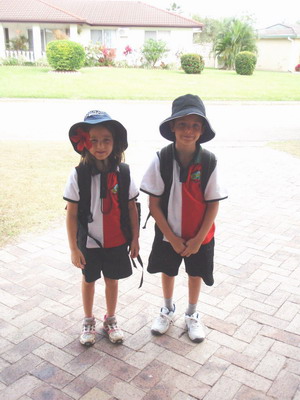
140, 149, 227, 244
64, 168, 139, 249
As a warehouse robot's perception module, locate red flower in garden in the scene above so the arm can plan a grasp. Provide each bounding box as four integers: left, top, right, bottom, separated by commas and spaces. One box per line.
71, 128, 92, 152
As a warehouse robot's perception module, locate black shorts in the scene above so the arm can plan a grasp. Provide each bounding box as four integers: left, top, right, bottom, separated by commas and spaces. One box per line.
81, 244, 132, 283
147, 237, 215, 286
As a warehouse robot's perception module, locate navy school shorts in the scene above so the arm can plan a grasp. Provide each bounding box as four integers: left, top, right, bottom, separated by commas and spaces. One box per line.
147, 237, 215, 286
81, 243, 132, 283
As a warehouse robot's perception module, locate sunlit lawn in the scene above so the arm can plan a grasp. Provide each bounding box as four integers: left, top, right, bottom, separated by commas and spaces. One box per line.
0, 66, 299, 100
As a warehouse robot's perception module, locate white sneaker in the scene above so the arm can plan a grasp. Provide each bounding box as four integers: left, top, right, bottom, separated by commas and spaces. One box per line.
185, 312, 206, 343
151, 306, 175, 335
80, 317, 96, 346
103, 315, 124, 344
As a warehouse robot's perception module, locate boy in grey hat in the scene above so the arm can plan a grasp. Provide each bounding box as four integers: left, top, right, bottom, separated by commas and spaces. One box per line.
140, 94, 227, 342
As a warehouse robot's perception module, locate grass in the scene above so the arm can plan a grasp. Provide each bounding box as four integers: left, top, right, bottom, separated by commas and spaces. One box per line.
0, 141, 78, 247
268, 140, 300, 158
0, 66, 300, 100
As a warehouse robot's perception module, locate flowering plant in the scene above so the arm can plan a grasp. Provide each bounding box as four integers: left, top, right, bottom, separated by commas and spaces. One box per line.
71, 128, 92, 152
295, 64, 300, 72
123, 45, 133, 56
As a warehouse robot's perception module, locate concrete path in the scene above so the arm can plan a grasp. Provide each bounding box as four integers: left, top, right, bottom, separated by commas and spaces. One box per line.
0, 100, 299, 399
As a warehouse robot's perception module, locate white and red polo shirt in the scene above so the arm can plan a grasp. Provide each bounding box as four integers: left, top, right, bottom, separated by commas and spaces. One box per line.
64, 168, 139, 248
140, 147, 227, 244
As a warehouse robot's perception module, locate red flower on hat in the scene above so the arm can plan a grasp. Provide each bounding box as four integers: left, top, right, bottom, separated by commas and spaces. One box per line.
71, 128, 92, 152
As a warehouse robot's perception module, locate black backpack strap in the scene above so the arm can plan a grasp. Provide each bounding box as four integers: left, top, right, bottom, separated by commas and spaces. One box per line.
200, 148, 217, 193
118, 163, 131, 242
158, 143, 174, 216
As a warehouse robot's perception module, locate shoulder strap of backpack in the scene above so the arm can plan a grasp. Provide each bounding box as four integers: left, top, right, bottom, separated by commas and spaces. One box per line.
118, 163, 131, 242
157, 143, 174, 215
200, 148, 217, 193
76, 163, 93, 225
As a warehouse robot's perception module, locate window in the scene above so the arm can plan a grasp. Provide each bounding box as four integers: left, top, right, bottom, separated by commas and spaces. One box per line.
91, 30, 102, 43
27, 29, 33, 51
91, 29, 116, 47
4, 28, 9, 48
145, 31, 157, 41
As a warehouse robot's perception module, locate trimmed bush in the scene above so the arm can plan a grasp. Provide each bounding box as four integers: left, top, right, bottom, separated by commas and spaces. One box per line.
46, 40, 85, 71
180, 53, 204, 74
235, 51, 257, 75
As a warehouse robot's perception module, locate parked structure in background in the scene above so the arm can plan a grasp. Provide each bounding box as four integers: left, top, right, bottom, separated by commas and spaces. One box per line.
256, 24, 300, 72
0, 0, 202, 67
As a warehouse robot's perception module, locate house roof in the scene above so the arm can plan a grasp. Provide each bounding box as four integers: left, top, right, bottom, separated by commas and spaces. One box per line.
0, 0, 203, 28
257, 23, 300, 39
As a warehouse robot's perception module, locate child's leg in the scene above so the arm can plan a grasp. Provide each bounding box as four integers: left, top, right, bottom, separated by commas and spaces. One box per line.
162, 272, 175, 309
103, 277, 118, 317
187, 275, 202, 312
81, 276, 95, 317
103, 277, 124, 343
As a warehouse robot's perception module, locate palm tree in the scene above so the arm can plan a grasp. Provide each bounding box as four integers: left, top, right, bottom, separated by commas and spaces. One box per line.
213, 18, 257, 69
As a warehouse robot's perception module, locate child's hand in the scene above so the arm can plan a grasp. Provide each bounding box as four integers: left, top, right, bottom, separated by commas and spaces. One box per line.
71, 248, 86, 269
130, 238, 140, 259
170, 236, 187, 255
181, 238, 201, 257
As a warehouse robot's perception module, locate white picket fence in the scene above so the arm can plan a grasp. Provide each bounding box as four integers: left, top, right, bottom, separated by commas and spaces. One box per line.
5, 50, 46, 61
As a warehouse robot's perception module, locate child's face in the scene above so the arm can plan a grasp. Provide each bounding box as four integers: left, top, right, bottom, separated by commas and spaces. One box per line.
88, 125, 114, 161
172, 114, 203, 148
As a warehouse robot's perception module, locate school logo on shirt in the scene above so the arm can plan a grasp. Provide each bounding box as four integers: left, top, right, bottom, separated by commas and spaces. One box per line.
111, 184, 119, 194
191, 170, 201, 182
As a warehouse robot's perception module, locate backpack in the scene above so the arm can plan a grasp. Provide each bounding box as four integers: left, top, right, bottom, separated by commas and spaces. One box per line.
158, 143, 216, 216
143, 143, 216, 235
76, 162, 143, 286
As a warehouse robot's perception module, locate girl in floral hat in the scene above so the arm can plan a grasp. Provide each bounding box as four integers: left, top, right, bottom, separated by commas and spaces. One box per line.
64, 110, 139, 345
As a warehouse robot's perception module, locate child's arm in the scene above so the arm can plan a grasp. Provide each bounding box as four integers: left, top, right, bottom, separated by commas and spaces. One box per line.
66, 202, 86, 269
181, 201, 219, 257
128, 199, 140, 258
149, 195, 187, 255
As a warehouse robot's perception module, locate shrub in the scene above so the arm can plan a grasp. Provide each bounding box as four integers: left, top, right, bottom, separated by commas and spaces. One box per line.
46, 40, 85, 71
180, 53, 204, 74
235, 51, 257, 75
295, 64, 300, 72
141, 39, 169, 67
2, 57, 20, 66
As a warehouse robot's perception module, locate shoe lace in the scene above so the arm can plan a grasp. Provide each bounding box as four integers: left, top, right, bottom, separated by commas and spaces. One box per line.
82, 322, 95, 334
186, 314, 200, 328
159, 311, 174, 324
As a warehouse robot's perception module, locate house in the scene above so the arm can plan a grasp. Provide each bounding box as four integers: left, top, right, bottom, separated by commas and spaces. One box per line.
256, 23, 300, 72
0, 0, 203, 66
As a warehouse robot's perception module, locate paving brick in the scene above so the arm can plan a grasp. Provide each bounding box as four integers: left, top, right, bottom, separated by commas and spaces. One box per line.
254, 351, 286, 380
233, 319, 262, 343
203, 315, 237, 336
80, 387, 111, 400
224, 365, 272, 392
31, 361, 74, 389
194, 356, 230, 386
267, 370, 299, 400
97, 374, 145, 400
132, 359, 170, 390
186, 339, 220, 364
2, 336, 45, 363
271, 341, 300, 361
62, 374, 99, 399
0, 354, 42, 385
260, 325, 300, 347
33, 343, 74, 368
157, 348, 200, 376
215, 346, 259, 371
0, 375, 41, 400
30, 383, 73, 400
234, 385, 275, 400
208, 330, 248, 352
202, 376, 241, 400
124, 342, 163, 369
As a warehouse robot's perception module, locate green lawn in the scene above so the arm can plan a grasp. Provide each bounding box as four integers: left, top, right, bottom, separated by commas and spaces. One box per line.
0, 66, 299, 100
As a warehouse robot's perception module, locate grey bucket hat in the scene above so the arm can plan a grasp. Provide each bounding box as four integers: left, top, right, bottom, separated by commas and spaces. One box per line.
159, 94, 216, 143
69, 110, 128, 154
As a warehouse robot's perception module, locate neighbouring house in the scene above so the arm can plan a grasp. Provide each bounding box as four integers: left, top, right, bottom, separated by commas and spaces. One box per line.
0, 0, 203, 66
256, 23, 300, 72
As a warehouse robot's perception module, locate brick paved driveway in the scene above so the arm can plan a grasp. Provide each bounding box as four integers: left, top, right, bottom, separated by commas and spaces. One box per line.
0, 100, 299, 399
